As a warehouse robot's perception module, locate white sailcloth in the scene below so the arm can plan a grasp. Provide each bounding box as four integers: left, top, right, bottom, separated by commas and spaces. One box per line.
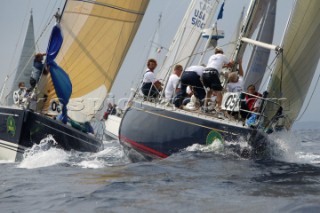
242, 0, 276, 91
7, 13, 35, 106
156, 0, 220, 82
266, 0, 320, 128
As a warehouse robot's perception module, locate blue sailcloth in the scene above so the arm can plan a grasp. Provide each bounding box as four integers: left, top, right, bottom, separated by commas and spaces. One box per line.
46, 24, 72, 123
217, 2, 224, 20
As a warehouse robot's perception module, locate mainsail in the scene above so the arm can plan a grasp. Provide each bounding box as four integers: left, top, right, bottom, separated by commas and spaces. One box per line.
266, 0, 320, 128
43, 0, 149, 122
7, 13, 35, 106
156, 0, 220, 82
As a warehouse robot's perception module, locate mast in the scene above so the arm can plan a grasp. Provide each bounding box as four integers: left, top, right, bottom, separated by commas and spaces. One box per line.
54, 0, 68, 23
198, 1, 226, 65
140, 12, 163, 74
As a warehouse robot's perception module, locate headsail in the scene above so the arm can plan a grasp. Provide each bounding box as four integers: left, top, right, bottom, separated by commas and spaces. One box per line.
242, 0, 276, 91
7, 13, 35, 106
43, 0, 149, 122
266, 0, 320, 128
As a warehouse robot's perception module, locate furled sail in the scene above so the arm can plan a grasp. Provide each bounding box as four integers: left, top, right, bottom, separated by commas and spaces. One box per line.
43, 0, 149, 123
266, 0, 320, 128
156, 0, 220, 81
7, 13, 35, 106
242, 0, 276, 91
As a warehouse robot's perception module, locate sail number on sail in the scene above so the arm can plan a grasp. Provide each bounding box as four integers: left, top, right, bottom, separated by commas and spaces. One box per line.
192, 0, 214, 29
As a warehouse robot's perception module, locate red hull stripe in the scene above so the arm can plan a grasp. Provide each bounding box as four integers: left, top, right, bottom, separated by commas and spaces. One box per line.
119, 135, 168, 158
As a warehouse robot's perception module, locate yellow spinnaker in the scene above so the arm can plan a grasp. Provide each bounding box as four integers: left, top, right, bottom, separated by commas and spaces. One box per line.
44, 0, 149, 122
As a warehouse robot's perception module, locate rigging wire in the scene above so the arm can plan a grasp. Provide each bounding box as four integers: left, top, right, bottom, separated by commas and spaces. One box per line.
2, 0, 65, 101
35, 0, 64, 51
5, 3, 31, 83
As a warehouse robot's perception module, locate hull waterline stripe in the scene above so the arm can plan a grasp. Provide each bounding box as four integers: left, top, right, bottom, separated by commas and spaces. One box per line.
0, 142, 25, 154
120, 135, 168, 158
132, 106, 239, 136
0, 112, 20, 117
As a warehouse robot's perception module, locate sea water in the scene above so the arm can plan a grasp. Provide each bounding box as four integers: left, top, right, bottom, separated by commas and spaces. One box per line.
0, 128, 320, 213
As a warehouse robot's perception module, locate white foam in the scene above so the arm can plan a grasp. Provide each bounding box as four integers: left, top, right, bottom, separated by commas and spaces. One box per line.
71, 140, 129, 168
17, 135, 70, 169
269, 130, 320, 164
18, 148, 69, 169
186, 139, 224, 153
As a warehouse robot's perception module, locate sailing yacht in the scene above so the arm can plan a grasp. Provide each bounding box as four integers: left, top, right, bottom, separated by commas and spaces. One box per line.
0, 0, 150, 161
118, 0, 320, 161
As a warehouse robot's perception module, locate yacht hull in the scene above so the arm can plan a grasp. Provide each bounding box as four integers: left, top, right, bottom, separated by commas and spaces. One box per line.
0, 107, 102, 161
119, 102, 268, 162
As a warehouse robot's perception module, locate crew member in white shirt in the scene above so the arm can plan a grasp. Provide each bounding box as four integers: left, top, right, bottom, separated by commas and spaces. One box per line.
202, 47, 233, 111
165, 64, 183, 102
141, 58, 162, 98
227, 59, 244, 92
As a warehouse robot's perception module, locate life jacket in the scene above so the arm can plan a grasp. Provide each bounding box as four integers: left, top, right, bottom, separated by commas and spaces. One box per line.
103, 112, 109, 120
245, 92, 262, 111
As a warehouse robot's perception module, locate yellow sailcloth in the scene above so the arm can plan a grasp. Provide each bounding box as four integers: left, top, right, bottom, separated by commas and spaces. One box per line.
44, 0, 149, 122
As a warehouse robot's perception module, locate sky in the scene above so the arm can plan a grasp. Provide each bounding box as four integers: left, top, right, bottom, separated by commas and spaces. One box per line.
0, 0, 319, 122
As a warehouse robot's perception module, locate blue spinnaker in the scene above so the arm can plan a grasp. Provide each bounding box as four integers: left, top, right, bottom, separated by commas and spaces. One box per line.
46, 23, 72, 123
46, 24, 63, 64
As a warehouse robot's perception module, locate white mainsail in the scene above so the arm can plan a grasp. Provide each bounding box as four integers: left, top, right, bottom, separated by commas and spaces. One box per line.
7, 13, 35, 106
242, 0, 276, 91
266, 0, 320, 128
156, 0, 220, 82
